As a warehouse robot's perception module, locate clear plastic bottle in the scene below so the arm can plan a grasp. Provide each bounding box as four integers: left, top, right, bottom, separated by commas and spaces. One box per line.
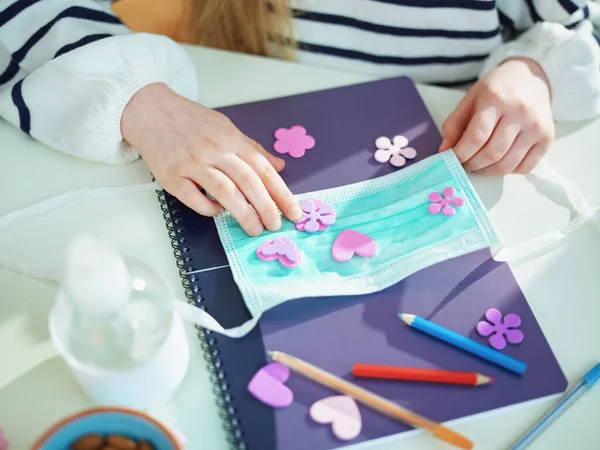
49, 236, 190, 409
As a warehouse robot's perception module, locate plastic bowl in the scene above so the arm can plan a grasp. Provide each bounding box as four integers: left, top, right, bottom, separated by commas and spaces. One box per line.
31, 407, 181, 450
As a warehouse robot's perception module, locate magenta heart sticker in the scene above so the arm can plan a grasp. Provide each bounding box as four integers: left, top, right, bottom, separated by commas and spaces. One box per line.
331, 230, 378, 262
309, 395, 362, 440
247, 362, 294, 408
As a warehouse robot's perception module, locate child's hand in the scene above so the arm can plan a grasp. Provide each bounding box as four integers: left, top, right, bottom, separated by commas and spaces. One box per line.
440, 57, 554, 175
122, 83, 302, 236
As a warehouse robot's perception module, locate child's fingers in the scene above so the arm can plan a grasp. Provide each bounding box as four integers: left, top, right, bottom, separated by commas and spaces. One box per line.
515, 140, 551, 174
239, 150, 303, 223
452, 105, 500, 164
474, 133, 533, 175
202, 167, 264, 237
246, 137, 285, 172
216, 155, 282, 232
171, 178, 224, 217
439, 90, 474, 152
463, 117, 520, 172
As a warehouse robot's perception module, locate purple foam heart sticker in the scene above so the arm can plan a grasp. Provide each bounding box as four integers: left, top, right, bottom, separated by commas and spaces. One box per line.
256, 237, 301, 268
332, 230, 378, 262
247, 362, 294, 408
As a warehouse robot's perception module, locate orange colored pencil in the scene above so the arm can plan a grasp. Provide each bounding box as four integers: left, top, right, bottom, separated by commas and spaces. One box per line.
270, 351, 474, 450
353, 364, 493, 386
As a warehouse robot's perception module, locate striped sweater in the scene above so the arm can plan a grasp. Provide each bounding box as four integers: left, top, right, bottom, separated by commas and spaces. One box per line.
0, 0, 598, 165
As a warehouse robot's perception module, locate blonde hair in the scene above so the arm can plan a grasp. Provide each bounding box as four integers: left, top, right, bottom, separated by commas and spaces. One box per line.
188, 0, 295, 58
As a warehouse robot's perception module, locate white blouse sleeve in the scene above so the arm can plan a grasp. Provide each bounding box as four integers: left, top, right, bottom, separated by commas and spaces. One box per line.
485, 1, 600, 123
0, 0, 198, 164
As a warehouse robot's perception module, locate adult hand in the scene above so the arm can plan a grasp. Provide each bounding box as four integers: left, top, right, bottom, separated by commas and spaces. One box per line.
121, 83, 302, 236
440, 57, 554, 175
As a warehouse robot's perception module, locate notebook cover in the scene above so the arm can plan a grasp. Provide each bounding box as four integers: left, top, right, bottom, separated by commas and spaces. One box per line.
158, 77, 567, 450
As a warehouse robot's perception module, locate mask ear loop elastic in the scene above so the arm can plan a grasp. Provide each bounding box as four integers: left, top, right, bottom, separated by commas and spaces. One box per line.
0, 181, 162, 231
0, 182, 162, 278
491, 162, 599, 263
175, 301, 260, 338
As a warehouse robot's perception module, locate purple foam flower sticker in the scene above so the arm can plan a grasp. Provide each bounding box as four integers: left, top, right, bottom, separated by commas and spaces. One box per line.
476, 308, 524, 351
295, 199, 336, 233
428, 187, 465, 216
256, 237, 301, 268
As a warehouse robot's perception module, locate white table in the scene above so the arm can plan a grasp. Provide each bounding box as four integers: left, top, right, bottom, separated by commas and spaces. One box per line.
0, 45, 599, 450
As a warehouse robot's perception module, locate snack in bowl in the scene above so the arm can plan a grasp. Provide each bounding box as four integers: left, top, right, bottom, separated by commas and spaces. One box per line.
31, 407, 181, 450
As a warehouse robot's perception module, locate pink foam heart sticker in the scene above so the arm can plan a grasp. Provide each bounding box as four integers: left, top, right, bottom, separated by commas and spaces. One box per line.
247, 362, 294, 408
309, 395, 362, 441
331, 230, 378, 262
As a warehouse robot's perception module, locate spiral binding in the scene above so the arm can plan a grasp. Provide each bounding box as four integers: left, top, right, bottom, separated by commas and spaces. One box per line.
157, 189, 247, 450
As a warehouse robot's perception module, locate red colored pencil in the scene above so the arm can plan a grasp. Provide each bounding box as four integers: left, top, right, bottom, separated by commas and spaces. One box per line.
353, 364, 493, 386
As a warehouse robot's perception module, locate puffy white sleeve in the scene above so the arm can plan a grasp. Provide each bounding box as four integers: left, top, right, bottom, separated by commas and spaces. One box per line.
0, 0, 198, 164
483, 1, 600, 123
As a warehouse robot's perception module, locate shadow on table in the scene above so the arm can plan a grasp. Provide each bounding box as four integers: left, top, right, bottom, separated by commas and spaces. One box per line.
514, 224, 600, 352
555, 119, 595, 139
469, 172, 505, 211
526, 171, 578, 221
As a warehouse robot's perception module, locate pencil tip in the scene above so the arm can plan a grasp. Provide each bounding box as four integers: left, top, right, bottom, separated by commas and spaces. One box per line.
398, 313, 415, 325
433, 425, 473, 450
476, 374, 494, 385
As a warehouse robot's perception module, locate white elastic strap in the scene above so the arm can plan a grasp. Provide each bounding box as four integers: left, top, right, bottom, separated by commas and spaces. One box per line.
0, 181, 162, 231
0, 249, 63, 281
492, 162, 599, 263
175, 301, 260, 339
0, 182, 162, 279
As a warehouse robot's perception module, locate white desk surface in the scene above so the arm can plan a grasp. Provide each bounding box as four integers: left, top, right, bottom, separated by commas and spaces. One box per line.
0, 45, 598, 450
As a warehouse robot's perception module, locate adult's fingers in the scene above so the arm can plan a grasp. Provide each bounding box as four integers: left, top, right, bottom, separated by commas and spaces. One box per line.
216, 155, 282, 232
463, 116, 520, 172
202, 167, 264, 237
170, 178, 224, 217
439, 90, 475, 152
452, 105, 500, 164
247, 137, 286, 173
239, 150, 303, 222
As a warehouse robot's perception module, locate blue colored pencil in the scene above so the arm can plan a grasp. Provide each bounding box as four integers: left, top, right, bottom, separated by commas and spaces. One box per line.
510, 362, 600, 449
398, 314, 527, 375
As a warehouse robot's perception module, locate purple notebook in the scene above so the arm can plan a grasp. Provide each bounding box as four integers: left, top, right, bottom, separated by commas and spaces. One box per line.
158, 77, 567, 450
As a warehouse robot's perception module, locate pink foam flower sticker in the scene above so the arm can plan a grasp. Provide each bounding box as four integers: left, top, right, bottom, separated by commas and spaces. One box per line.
295, 199, 336, 233
374, 135, 417, 167
476, 308, 524, 351
428, 187, 464, 216
273, 126, 315, 158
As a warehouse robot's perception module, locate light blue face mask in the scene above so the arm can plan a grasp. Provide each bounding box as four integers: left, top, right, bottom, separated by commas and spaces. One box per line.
175, 148, 597, 338
216, 149, 498, 311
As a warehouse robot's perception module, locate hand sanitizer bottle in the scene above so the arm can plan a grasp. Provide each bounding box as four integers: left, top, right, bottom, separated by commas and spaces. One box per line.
49, 236, 190, 409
